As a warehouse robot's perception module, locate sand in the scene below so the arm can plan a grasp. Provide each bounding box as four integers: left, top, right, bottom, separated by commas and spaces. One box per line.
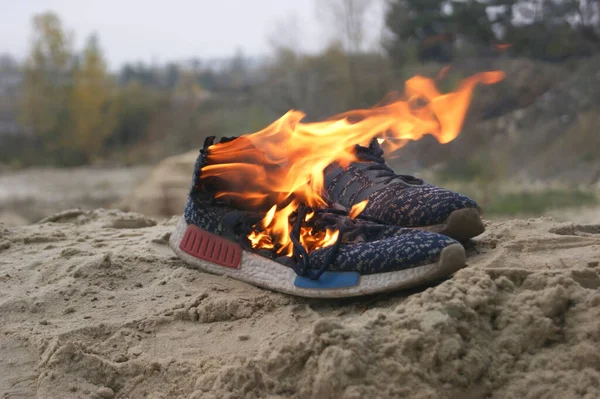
0, 166, 149, 226
547, 206, 600, 225
1, 209, 599, 399
118, 151, 197, 218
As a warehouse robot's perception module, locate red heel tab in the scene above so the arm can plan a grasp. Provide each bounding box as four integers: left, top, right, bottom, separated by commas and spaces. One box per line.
180, 224, 242, 269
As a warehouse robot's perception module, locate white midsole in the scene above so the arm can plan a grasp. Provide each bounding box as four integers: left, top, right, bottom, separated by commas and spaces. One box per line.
169, 216, 466, 298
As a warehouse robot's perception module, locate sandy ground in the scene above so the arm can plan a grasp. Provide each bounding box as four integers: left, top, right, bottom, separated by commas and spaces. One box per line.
546, 206, 600, 225
1, 209, 599, 398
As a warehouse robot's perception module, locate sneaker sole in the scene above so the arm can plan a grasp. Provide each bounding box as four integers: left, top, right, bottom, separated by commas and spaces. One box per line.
417, 208, 484, 241
169, 216, 467, 298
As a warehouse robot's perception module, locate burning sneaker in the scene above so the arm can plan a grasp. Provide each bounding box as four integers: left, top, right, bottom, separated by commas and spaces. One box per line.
170, 71, 505, 296
323, 138, 484, 241
169, 137, 466, 298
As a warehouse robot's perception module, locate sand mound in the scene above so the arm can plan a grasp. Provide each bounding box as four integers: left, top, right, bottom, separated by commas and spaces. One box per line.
119, 151, 197, 218
1, 210, 599, 398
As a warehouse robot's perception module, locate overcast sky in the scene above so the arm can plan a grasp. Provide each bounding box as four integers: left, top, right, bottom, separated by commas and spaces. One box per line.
1, 0, 385, 70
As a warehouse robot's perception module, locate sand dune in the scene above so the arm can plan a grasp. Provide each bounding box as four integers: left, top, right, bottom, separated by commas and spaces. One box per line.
1, 210, 599, 398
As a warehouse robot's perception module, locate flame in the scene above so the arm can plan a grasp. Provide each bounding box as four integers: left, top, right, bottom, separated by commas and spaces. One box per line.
262, 205, 277, 227
201, 71, 504, 256
349, 200, 368, 219
247, 200, 341, 256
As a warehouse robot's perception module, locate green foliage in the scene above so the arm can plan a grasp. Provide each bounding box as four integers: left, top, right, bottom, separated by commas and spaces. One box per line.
108, 81, 164, 150
68, 34, 116, 161
8, 2, 598, 173
385, 0, 448, 65
505, 22, 598, 60
246, 104, 271, 132
256, 44, 392, 120
385, 0, 504, 65
435, 155, 498, 183
385, 0, 600, 65
19, 12, 73, 155
17, 13, 119, 165
429, 176, 598, 217
484, 189, 598, 216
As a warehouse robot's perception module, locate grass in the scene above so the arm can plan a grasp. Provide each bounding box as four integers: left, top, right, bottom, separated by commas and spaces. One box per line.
430, 162, 599, 218
483, 189, 598, 216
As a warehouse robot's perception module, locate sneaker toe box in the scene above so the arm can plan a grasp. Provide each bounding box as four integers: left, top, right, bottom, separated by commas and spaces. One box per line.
311, 228, 458, 275
364, 184, 480, 227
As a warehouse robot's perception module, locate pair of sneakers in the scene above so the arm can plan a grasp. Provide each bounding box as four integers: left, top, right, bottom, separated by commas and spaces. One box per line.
169, 136, 483, 298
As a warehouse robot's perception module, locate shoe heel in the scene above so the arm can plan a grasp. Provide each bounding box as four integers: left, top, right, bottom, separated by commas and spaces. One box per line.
179, 224, 242, 269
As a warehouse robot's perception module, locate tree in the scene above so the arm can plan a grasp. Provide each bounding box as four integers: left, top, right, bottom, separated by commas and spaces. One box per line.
385, 0, 454, 65
322, 0, 372, 53
68, 34, 116, 161
108, 81, 164, 151
385, 0, 509, 65
0, 54, 21, 126
228, 49, 248, 90
319, 0, 385, 106
164, 62, 180, 88
266, 13, 304, 54
505, 0, 600, 60
385, 0, 600, 65
19, 12, 73, 153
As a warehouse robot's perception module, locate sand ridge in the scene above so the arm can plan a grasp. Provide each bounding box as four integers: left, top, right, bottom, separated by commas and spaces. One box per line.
0, 209, 599, 398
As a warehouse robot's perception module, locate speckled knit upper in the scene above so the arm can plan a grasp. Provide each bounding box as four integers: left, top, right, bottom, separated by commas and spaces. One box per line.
323, 138, 479, 227
182, 137, 459, 276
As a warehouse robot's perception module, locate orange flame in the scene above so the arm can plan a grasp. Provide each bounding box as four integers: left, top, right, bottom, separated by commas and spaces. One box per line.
349, 200, 369, 219
202, 71, 504, 255
247, 200, 341, 256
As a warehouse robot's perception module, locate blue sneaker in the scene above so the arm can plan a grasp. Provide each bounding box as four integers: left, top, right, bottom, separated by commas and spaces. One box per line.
169, 137, 466, 298
323, 138, 484, 241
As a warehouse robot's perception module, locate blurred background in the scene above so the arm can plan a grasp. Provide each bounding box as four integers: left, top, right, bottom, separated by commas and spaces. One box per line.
1, 0, 599, 226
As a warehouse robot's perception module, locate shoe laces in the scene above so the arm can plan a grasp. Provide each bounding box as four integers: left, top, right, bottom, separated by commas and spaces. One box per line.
288, 205, 387, 280
354, 140, 424, 185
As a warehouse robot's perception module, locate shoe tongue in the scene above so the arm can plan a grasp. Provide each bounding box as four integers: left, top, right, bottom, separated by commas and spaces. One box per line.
354, 138, 385, 163
351, 138, 423, 186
